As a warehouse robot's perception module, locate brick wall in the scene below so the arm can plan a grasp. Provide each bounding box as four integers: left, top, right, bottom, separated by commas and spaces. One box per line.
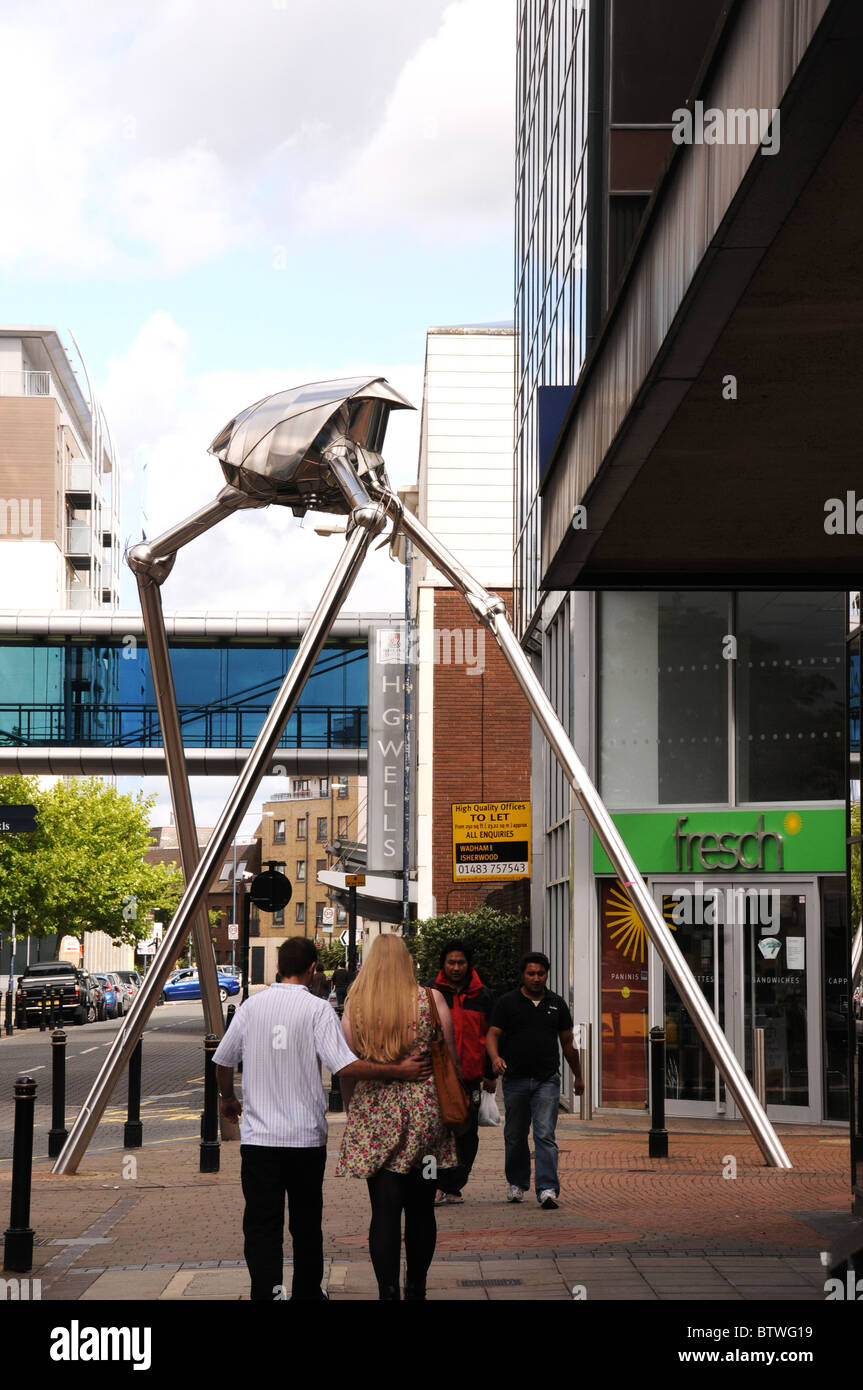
431, 587, 531, 917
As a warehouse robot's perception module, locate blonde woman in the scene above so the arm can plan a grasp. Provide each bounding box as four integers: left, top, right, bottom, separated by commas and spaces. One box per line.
336, 935, 460, 1300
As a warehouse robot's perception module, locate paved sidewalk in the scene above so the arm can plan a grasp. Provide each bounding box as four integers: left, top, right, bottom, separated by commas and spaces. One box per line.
2, 1109, 857, 1301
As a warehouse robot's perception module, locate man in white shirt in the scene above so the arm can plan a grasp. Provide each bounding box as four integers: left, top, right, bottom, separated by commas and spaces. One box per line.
214, 936, 428, 1302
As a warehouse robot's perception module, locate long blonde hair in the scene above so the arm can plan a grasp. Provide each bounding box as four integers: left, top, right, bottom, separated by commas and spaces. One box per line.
347, 936, 418, 1062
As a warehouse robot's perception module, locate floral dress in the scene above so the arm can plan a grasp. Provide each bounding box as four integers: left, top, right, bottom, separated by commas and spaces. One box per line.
336, 989, 458, 1177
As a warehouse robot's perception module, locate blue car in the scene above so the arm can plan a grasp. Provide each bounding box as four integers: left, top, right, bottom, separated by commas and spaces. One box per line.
93, 973, 121, 1019
161, 968, 240, 1003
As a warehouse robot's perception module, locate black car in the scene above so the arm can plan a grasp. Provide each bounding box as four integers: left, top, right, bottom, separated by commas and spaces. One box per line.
16, 962, 99, 1026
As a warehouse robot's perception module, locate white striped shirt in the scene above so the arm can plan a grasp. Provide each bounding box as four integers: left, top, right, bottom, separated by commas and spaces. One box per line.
212, 983, 357, 1147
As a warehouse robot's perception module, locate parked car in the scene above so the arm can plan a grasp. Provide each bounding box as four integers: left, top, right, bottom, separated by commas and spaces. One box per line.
107, 973, 128, 1015
87, 975, 108, 1021
93, 974, 121, 1019
161, 969, 240, 1004
16, 961, 98, 1027
113, 970, 141, 1011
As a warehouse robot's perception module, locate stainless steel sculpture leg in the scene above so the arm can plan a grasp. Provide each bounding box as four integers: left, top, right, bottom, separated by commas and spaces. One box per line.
53, 510, 384, 1173
393, 497, 792, 1170
135, 573, 223, 1036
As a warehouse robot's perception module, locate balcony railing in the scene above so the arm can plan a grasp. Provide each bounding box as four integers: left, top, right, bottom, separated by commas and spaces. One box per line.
67, 588, 93, 611
66, 461, 92, 494
0, 704, 368, 750
65, 521, 92, 556
0, 370, 52, 397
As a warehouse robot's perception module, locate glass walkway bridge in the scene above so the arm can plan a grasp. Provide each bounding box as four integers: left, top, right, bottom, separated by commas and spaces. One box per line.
0, 611, 401, 775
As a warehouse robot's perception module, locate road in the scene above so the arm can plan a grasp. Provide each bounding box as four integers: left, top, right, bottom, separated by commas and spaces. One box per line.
0, 1001, 218, 1161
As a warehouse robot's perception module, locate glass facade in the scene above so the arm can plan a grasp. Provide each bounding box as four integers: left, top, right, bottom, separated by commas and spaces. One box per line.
514, 0, 591, 634
599, 592, 844, 807
0, 638, 368, 749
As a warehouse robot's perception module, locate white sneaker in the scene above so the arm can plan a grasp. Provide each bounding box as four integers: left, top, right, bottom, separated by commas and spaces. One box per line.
506, 1185, 524, 1203
538, 1189, 559, 1209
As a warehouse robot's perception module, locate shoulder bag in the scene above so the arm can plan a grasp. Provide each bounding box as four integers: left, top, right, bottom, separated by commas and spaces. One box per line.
425, 988, 470, 1132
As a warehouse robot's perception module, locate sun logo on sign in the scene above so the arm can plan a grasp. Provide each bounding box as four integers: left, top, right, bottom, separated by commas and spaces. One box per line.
605, 883, 676, 963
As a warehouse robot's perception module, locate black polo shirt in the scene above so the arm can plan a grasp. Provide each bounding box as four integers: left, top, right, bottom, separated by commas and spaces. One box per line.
489, 988, 573, 1081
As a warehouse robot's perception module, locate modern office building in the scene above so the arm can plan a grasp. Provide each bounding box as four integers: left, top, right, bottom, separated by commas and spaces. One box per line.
408, 325, 531, 923
0, 327, 121, 611
516, 0, 862, 1151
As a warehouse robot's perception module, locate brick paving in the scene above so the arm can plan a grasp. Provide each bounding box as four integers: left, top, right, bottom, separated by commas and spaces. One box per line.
2, 1106, 858, 1301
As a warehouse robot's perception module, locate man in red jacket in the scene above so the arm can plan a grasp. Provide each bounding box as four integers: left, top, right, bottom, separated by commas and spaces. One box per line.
425, 939, 496, 1205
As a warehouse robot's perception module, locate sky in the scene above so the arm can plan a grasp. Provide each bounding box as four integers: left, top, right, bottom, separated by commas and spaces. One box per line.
0, 0, 516, 827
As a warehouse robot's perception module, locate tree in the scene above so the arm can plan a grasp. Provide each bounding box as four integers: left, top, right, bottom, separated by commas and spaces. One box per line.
406, 906, 529, 999
0, 773, 42, 932
0, 775, 181, 948
318, 939, 347, 971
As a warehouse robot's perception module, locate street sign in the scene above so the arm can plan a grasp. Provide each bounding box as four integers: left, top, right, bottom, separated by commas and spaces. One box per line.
340, 929, 350, 946
249, 868, 292, 913
227, 922, 239, 941
322, 906, 335, 925
345, 873, 366, 887
451, 800, 531, 883
0, 804, 37, 834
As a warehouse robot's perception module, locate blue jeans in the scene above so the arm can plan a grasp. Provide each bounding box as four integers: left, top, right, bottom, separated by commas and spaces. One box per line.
502, 1074, 561, 1195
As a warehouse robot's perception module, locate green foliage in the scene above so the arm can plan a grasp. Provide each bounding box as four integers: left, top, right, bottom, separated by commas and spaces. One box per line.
0, 775, 182, 946
317, 938, 347, 971
406, 906, 528, 999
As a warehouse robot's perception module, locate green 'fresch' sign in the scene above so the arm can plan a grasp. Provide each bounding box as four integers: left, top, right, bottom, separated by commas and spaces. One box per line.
592, 808, 845, 875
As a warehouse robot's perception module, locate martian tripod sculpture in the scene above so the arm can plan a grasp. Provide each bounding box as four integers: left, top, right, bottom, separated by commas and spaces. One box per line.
54, 376, 791, 1173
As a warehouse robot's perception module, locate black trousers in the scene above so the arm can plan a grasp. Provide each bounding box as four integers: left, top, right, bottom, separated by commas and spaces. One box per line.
435, 1085, 481, 1195
240, 1144, 327, 1301
366, 1167, 438, 1291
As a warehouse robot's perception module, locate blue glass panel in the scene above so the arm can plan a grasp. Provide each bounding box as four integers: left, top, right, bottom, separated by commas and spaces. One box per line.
0, 639, 368, 749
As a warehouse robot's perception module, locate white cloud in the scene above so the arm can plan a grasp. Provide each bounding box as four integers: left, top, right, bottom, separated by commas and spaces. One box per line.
100, 312, 423, 612
0, 0, 458, 276
301, 0, 516, 239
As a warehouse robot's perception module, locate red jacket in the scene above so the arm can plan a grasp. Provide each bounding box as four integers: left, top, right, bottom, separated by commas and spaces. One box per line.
427, 968, 494, 1083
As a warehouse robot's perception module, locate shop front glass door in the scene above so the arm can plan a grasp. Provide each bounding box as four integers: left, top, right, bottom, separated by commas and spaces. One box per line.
651, 879, 820, 1122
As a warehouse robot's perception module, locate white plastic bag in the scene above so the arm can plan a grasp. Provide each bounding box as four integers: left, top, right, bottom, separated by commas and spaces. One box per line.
478, 1088, 501, 1126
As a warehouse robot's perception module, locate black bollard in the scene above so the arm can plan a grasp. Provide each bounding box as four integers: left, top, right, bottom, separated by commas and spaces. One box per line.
48, 1030, 68, 1158
225, 1003, 236, 1029
124, 1040, 143, 1149
4, 988, 13, 1037
200, 1034, 220, 1173
39, 988, 47, 1033
3, 1074, 37, 1272
648, 1026, 668, 1158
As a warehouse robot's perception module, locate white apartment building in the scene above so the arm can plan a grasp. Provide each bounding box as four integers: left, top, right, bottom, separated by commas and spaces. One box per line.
0, 327, 121, 610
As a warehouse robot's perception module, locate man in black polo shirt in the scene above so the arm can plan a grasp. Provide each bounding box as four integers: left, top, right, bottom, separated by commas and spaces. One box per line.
486, 952, 583, 1209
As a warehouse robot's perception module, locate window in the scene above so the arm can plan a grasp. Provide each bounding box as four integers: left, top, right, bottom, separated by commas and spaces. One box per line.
297, 818, 307, 839
273, 908, 284, 926
273, 820, 285, 844
337, 907, 347, 924
338, 815, 349, 838
316, 858, 326, 874
336, 776, 349, 798
295, 902, 305, 924
293, 778, 309, 794
735, 592, 844, 802
320, 777, 328, 795
315, 902, 326, 926
316, 817, 327, 842
296, 861, 306, 881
